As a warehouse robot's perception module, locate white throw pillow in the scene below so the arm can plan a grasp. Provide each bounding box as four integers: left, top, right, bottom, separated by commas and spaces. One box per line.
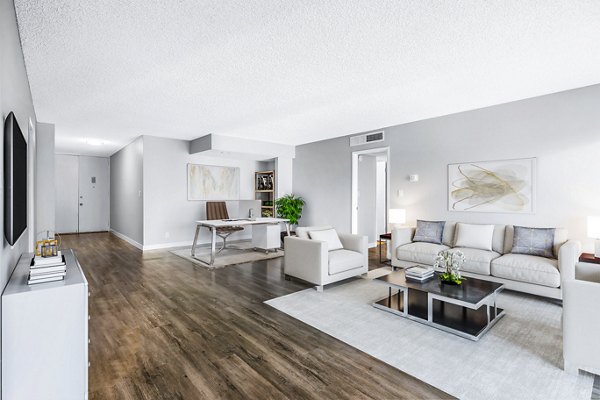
308, 229, 344, 251
454, 223, 495, 251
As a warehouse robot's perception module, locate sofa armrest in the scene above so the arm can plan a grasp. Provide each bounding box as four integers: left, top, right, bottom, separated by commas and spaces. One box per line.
559, 240, 582, 283
284, 236, 328, 285
563, 279, 600, 371
391, 228, 415, 264
338, 233, 367, 255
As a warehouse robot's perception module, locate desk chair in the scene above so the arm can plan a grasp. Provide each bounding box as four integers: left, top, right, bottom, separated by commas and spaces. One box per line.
206, 202, 244, 253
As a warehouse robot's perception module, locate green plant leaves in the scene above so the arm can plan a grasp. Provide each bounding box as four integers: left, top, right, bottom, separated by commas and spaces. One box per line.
275, 194, 305, 226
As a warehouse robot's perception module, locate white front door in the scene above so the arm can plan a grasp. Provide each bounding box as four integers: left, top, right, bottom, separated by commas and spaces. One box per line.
78, 156, 110, 232
55, 155, 110, 233
55, 155, 80, 233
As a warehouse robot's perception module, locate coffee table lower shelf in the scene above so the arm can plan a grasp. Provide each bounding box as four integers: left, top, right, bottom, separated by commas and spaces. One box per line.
373, 290, 505, 341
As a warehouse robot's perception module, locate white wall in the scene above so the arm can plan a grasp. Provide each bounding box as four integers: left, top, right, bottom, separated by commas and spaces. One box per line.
0, 0, 38, 372
294, 84, 600, 253
143, 136, 265, 248
35, 122, 55, 237
110, 137, 143, 247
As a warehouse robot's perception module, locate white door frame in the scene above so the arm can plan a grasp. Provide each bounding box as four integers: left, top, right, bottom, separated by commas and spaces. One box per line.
27, 118, 36, 251
351, 146, 390, 242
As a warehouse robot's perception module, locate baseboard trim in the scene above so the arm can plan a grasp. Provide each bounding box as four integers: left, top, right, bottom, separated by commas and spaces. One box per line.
142, 241, 193, 251
110, 229, 143, 250
142, 237, 254, 252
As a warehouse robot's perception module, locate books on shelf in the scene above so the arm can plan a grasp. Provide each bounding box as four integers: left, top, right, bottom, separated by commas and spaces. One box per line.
28, 251, 67, 285
405, 265, 434, 282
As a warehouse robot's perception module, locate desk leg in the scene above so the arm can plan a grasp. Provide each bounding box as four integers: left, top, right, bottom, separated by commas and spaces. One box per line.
191, 225, 201, 257
209, 227, 217, 265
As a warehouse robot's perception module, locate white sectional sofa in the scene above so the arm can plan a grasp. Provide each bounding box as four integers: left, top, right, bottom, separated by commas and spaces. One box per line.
391, 222, 581, 299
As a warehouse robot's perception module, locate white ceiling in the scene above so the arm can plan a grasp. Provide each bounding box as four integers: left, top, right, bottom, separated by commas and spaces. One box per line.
15, 0, 600, 157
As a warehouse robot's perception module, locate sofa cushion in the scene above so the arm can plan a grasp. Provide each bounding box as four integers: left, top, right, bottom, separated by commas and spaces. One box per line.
397, 242, 450, 266
491, 253, 560, 288
296, 225, 332, 239
413, 220, 445, 244
511, 226, 555, 258
504, 226, 568, 258
328, 249, 364, 275
308, 228, 343, 251
442, 221, 457, 247
450, 248, 500, 275
454, 223, 495, 251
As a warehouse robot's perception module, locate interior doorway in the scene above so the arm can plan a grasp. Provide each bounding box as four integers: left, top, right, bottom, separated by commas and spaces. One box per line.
351, 147, 389, 247
55, 155, 110, 234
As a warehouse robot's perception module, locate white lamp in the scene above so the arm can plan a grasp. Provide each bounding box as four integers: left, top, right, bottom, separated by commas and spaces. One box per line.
389, 209, 406, 225
587, 216, 600, 258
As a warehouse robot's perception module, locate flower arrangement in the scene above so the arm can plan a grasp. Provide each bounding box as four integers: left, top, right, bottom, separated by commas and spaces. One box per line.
434, 250, 466, 285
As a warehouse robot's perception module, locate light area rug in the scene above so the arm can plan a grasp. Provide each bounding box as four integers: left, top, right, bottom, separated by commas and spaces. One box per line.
266, 269, 594, 400
170, 242, 283, 269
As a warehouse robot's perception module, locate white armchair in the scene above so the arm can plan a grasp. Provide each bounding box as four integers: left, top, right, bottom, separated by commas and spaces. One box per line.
284, 226, 368, 291
563, 261, 600, 375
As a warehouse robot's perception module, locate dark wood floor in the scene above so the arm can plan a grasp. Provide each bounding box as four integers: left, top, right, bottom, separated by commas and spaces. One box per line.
61, 233, 451, 399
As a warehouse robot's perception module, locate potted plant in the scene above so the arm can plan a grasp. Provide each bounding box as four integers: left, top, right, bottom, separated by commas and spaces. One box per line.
434, 250, 466, 285
275, 194, 305, 234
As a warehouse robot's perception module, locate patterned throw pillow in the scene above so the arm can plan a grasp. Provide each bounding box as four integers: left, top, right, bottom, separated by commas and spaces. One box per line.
511, 226, 556, 258
413, 220, 445, 244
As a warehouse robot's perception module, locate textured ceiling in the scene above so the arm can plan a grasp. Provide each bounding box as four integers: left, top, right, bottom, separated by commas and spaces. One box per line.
15, 0, 600, 156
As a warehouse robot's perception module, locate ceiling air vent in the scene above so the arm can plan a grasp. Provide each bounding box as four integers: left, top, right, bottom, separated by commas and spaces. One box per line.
349, 131, 384, 147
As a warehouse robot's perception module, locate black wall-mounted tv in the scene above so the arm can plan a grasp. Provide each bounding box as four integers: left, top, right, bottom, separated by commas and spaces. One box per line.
4, 112, 27, 246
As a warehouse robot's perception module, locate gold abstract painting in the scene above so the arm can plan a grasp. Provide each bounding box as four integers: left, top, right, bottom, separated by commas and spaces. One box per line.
187, 164, 240, 201
448, 158, 536, 213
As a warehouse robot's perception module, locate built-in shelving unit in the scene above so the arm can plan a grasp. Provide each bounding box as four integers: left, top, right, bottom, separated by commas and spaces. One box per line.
255, 170, 275, 217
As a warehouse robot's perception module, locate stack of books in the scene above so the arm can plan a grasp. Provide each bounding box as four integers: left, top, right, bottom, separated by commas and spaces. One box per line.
405, 265, 434, 282
28, 251, 66, 285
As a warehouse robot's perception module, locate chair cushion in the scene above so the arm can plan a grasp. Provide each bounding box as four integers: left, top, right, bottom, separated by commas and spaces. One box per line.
454, 223, 495, 251
308, 229, 343, 251
449, 248, 500, 275
413, 220, 445, 244
295, 225, 333, 239
328, 249, 364, 275
396, 242, 450, 266
491, 254, 560, 288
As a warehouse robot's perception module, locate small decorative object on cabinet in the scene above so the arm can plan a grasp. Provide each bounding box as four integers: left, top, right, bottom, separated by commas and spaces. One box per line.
434, 249, 466, 285
255, 170, 275, 217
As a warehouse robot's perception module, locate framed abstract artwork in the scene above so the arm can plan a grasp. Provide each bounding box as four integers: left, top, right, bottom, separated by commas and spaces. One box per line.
448, 158, 536, 213
187, 164, 240, 201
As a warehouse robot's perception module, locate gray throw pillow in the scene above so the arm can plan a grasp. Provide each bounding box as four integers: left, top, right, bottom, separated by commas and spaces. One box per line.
511, 226, 556, 258
413, 220, 445, 245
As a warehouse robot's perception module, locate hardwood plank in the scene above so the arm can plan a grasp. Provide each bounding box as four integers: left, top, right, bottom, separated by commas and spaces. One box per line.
60, 232, 452, 399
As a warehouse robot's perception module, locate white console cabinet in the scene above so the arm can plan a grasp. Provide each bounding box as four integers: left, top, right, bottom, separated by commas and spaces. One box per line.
2, 249, 88, 400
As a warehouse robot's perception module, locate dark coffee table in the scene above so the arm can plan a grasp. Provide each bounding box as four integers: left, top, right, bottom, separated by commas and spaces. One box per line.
373, 270, 505, 341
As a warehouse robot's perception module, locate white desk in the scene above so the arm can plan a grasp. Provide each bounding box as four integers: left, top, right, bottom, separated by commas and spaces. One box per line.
191, 217, 290, 265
